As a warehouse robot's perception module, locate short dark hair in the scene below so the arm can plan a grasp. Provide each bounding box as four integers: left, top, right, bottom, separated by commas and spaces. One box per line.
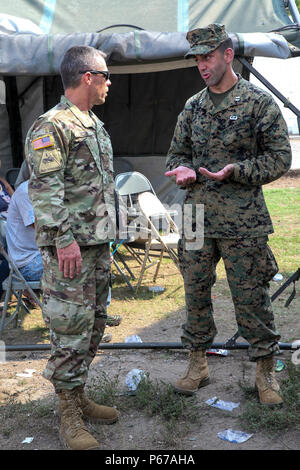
217, 37, 234, 54
60, 46, 107, 90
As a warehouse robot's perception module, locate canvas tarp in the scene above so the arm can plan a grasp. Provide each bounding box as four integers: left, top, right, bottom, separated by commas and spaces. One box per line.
0, 0, 299, 205
0, 0, 296, 35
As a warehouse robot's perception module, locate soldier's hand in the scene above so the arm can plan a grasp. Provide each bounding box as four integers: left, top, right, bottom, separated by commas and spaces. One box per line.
198, 164, 234, 181
57, 241, 82, 279
165, 166, 196, 185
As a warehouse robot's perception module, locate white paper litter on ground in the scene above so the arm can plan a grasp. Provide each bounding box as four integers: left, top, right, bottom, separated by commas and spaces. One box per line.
125, 369, 146, 391
16, 369, 36, 378
218, 429, 253, 443
22, 437, 34, 444
206, 397, 240, 411
148, 286, 165, 293
125, 335, 143, 343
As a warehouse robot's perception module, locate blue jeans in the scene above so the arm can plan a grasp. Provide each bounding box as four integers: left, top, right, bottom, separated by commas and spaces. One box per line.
19, 253, 43, 281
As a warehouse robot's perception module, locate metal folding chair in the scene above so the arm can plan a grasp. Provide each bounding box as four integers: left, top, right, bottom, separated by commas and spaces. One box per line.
135, 191, 180, 290
114, 172, 180, 290
5, 167, 20, 188
0, 222, 42, 337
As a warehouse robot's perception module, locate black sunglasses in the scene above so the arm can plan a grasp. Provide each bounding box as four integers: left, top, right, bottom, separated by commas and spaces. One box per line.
79, 70, 110, 81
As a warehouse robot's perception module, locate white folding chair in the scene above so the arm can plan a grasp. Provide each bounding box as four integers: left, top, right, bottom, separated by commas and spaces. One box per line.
135, 191, 180, 289
114, 171, 180, 290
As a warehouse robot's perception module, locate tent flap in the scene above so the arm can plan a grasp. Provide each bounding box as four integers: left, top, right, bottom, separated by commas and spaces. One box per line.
0, 29, 299, 77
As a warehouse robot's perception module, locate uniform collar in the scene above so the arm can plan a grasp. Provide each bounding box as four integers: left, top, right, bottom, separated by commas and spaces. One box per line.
60, 95, 103, 129
201, 74, 247, 114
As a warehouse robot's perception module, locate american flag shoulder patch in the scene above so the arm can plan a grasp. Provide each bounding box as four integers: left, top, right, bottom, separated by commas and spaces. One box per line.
32, 134, 54, 150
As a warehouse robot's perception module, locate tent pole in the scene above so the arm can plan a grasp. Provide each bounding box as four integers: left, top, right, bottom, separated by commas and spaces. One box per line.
3, 77, 24, 168
237, 56, 300, 132
287, 0, 300, 24
0, 341, 298, 352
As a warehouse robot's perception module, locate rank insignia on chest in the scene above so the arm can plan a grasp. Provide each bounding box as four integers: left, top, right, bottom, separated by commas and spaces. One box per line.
229, 115, 238, 120
32, 134, 54, 150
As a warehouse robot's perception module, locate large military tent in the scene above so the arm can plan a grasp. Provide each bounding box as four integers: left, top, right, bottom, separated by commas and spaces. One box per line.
0, 0, 299, 205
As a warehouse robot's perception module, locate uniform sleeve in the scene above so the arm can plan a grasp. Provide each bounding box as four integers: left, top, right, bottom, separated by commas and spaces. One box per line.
166, 100, 195, 172
25, 120, 74, 249
231, 96, 292, 185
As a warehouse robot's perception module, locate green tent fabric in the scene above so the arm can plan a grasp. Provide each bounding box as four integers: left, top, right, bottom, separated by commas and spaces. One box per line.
0, 0, 299, 202
0, 0, 295, 34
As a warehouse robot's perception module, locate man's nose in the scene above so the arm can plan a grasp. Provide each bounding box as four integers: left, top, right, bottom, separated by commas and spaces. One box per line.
197, 61, 206, 71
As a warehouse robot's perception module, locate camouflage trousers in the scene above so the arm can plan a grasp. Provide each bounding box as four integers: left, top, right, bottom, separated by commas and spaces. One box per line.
178, 236, 280, 361
40, 243, 110, 391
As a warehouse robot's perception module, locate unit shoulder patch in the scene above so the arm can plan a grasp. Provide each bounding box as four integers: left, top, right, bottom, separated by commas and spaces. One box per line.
38, 149, 63, 174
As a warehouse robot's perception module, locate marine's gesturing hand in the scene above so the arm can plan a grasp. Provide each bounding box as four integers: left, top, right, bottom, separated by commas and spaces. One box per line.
198, 164, 234, 181
165, 166, 197, 185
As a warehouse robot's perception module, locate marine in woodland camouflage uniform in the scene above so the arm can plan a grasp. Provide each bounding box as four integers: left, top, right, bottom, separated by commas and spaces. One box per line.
25, 51, 116, 391
166, 24, 292, 361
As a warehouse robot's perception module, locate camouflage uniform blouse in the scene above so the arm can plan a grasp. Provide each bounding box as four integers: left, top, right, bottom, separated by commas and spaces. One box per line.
166, 76, 292, 238
25, 96, 115, 248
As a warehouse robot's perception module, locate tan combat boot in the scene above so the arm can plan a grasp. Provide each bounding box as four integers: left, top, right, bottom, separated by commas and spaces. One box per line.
76, 386, 119, 424
174, 349, 210, 395
58, 389, 99, 450
255, 356, 283, 406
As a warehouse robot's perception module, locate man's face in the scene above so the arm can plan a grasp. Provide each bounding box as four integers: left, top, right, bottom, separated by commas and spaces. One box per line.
195, 48, 227, 89
89, 57, 111, 106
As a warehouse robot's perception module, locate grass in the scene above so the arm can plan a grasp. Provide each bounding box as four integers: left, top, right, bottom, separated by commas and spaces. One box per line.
263, 187, 300, 273
239, 361, 300, 433
87, 370, 202, 446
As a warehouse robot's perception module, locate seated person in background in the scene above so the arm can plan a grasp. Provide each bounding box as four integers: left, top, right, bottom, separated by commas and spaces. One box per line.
0, 168, 14, 220
0, 161, 14, 302
6, 180, 43, 281
14, 160, 30, 189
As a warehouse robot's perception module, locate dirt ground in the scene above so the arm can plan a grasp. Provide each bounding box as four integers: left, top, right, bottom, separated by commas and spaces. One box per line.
0, 171, 299, 453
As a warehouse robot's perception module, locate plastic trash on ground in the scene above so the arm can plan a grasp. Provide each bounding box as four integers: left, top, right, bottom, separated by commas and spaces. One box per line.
125, 335, 143, 343
273, 273, 283, 281
206, 349, 229, 356
275, 359, 285, 372
218, 429, 253, 443
125, 369, 146, 392
22, 437, 34, 444
16, 369, 36, 378
148, 286, 165, 293
206, 397, 240, 411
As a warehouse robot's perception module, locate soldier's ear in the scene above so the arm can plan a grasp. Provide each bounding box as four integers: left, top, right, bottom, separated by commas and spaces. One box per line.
81, 71, 93, 86
224, 48, 234, 63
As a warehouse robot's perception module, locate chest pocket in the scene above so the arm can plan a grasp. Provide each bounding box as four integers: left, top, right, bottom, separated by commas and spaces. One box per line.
222, 115, 253, 148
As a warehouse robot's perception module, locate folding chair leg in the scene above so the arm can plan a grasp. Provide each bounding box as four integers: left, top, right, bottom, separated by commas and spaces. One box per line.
112, 259, 135, 292
153, 249, 165, 283
0, 274, 13, 337
136, 243, 152, 291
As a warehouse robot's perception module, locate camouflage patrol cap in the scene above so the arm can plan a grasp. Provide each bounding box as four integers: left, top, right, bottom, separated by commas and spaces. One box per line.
185, 23, 229, 58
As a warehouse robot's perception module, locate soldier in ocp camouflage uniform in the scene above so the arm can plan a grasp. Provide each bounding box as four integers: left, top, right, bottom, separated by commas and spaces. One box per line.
165, 24, 292, 405
25, 46, 119, 450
